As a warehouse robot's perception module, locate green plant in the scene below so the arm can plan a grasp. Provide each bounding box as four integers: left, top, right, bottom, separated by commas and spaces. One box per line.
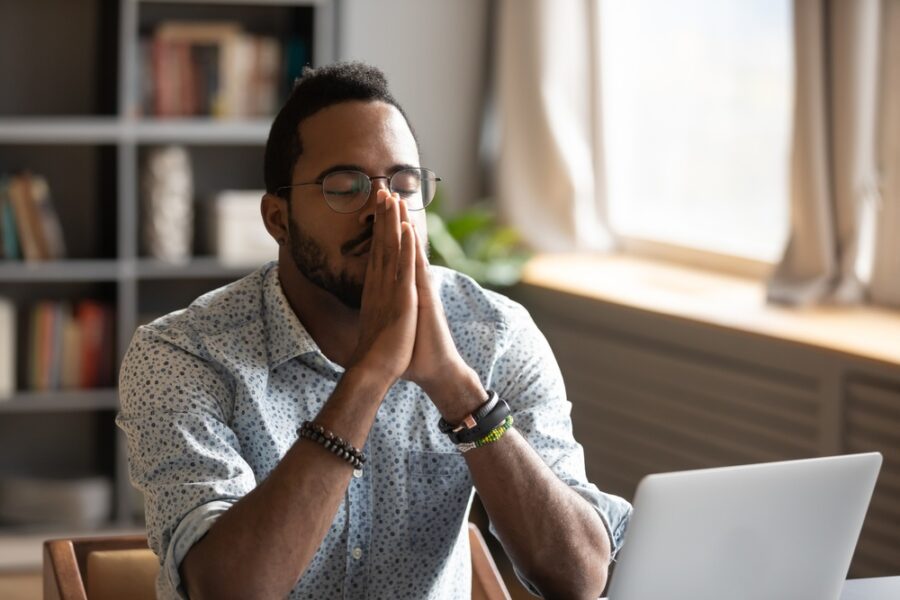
425, 191, 530, 288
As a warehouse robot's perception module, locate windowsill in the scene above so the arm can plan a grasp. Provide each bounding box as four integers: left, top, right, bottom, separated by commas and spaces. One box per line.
521, 253, 900, 369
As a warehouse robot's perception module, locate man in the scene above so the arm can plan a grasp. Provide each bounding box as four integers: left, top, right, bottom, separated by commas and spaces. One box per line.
117, 62, 631, 599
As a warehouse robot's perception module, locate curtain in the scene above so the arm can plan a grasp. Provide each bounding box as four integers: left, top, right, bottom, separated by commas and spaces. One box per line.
869, 0, 900, 306
494, 0, 614, 251
767, 0, 884, 306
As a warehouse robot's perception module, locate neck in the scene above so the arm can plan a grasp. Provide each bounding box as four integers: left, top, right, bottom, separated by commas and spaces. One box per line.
276, 258, 361, 368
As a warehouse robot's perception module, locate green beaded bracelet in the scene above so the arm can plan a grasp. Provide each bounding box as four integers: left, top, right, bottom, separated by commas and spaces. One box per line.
457, 415, 514, 454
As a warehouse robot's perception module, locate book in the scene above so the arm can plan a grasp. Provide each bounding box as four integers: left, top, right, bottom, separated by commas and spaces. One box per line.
144, 21, 285, 118
8, 173, 47, 261
28, 301, 53, 390
153, 21, 241, 118
24, 300, 114, 391
0, 178, 6, 259
0, 297, 14, 399
250, 36, 281, 117
61, 309, 82, 390
76, 300, 115, 389
30, 175, 66, 259
47, 302, 65, 390
0, 177, 20, 260
4, 173, 65, 261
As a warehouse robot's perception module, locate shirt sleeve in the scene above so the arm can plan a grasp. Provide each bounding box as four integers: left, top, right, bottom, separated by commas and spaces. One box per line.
116, 326, 257, 599
486, 304, 633, 595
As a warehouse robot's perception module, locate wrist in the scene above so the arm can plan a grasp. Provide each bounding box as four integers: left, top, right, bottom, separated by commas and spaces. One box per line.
345, 350, 403, 388
421, 362, 487, 424
342, 362, 395, 399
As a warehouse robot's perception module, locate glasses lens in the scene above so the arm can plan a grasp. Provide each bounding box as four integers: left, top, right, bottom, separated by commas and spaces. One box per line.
391, 168, 437, 210
323, 171, 369, 213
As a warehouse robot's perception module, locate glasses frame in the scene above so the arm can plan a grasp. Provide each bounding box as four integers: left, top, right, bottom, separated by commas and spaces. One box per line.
277, 167, 442, 214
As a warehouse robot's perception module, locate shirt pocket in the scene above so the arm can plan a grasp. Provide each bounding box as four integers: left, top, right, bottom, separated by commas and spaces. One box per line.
407, 450, 473, 556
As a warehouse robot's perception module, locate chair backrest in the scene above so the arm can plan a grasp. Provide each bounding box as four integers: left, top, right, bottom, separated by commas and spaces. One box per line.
43, 535, 157, 600
45, 525, 510, 599
468, 522, 512, 600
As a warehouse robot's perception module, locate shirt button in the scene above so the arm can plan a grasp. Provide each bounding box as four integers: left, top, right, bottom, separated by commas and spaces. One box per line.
352, 468, 363, 478
351, 547, 363, 560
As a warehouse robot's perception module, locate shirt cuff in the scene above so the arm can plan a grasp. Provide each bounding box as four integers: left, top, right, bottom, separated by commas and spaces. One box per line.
161, 499, 237, 599
572, 486, 633, 560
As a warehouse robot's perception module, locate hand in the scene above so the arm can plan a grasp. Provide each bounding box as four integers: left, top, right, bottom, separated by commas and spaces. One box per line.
347, 190, 417, 384
402, 210, 470, 392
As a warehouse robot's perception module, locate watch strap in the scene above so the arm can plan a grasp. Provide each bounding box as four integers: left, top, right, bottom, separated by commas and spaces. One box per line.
438, 390, 498, 434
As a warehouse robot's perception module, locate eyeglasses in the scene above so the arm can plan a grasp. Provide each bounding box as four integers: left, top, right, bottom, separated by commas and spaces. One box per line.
277, 168, 441, 214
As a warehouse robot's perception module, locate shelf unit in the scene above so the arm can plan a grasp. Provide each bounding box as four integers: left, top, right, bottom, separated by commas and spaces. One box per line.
0, 0, 337, 548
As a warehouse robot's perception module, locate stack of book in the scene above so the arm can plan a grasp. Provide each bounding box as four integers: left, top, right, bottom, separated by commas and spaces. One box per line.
140, 21, 305, 118
26, 300, 115, 392
0, 173, 66, 261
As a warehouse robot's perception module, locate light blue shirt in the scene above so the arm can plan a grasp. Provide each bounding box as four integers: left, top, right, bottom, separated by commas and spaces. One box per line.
116, 262, 632, 599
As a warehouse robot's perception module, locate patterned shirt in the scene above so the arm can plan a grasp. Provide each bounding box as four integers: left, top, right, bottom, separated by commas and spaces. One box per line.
116, 262, 632, 599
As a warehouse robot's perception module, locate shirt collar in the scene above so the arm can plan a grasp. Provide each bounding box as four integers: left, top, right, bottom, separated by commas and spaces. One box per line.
262, 263, 320, 369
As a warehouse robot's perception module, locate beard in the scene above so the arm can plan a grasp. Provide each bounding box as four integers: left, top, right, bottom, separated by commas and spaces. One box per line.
287, 216, 365, 309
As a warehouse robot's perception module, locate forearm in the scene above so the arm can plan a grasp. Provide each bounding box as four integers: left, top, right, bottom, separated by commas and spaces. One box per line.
424, 367, 610, 598
181, 366, 390, 599
467, 431, 611, 598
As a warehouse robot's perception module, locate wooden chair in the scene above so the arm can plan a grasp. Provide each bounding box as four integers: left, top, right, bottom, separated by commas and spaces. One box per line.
468, 522, 513, 600
44, 523, 510, 599
43, 534, 157, 600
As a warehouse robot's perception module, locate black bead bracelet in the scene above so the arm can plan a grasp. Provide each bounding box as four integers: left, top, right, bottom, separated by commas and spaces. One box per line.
297, 421, 366, 470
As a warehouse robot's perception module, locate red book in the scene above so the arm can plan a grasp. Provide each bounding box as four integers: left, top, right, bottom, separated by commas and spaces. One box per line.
76, 301, 105, 389
153, 38, 176, 117
98, 304, 115, 388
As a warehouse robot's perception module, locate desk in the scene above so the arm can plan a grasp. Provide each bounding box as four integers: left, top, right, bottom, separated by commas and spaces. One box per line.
600, 576, 900, 600
841, 576, 900, 599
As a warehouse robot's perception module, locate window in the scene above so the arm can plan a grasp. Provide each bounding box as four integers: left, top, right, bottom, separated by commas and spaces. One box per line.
599, 0, 793, 263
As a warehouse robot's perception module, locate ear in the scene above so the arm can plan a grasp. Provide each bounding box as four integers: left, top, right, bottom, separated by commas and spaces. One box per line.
261, 192, 289, 246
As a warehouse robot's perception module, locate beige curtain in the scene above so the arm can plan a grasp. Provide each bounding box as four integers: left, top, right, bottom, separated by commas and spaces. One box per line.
494, 0, 614, 251
869, 0, 900, 306
768, 0, 884, 306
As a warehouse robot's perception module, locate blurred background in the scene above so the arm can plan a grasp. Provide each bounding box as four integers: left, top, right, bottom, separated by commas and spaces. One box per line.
0, 0, 898, 597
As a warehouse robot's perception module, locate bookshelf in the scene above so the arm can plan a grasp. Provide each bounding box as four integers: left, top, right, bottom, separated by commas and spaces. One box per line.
0, 0, 337, 545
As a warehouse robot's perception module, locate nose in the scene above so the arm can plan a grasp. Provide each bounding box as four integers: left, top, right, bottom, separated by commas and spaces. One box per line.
357, 177, 391, 224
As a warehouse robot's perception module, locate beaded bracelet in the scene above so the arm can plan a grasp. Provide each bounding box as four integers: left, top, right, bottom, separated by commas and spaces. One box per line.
456, 415, 514, 454
297, 421, 366, 470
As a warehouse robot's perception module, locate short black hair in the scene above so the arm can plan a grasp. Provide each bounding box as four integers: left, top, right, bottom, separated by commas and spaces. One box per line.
264, 61, 417, 195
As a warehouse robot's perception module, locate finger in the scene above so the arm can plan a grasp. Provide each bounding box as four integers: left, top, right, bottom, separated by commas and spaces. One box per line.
412, 223, 438, 299
368, 189, 389, 279
382, 193, 401, 274
397, 193, 410, 225
398, 221, 416, 285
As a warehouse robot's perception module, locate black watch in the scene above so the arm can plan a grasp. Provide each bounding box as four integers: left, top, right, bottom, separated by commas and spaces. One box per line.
438, 391, 509, 444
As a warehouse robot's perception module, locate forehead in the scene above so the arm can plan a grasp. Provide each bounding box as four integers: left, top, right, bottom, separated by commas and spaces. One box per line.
294, 100, 419, 176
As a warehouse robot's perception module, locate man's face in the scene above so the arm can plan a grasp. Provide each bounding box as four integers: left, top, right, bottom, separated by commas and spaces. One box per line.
284, 100, 426, 308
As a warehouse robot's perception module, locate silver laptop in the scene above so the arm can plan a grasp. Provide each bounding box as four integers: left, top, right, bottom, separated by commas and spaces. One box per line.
608, 453, 882, 600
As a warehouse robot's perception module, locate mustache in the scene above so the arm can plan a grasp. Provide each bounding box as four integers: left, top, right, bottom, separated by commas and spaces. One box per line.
340, 226, 374, 255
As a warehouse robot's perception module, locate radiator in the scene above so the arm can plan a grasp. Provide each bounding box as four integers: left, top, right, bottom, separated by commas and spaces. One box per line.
845, 379, 900, 576
515, 285, 900, 577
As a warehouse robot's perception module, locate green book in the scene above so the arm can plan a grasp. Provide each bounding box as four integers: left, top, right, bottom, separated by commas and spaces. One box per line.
0, 178, 21, 260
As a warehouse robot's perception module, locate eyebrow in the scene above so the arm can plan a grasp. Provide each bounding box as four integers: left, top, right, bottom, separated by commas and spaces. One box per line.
313, 163, 419, 182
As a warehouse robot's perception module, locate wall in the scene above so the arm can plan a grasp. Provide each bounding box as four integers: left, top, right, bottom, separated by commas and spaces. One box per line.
339, 0, 491, 212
